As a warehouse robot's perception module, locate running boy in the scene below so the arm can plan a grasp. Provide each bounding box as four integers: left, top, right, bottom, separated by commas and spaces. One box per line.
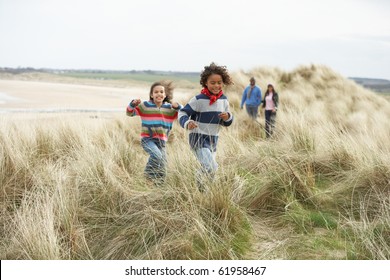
178, 62, 234, 190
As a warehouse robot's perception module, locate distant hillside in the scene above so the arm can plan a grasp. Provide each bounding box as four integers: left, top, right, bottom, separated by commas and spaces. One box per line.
3, 67, 390, 94
349, 77, 390, 93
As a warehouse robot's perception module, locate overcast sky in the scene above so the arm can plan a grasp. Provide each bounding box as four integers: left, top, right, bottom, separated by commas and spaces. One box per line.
0, 0, 389, 79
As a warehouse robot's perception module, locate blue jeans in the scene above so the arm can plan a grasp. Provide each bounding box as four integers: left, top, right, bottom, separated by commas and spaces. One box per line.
265, 110, 276, 138
141, 138, 167, 181
246, 105, 259, 119
194, 148, 218, 190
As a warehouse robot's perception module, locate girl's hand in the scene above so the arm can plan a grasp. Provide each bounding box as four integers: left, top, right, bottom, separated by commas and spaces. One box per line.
218, 112, 230, 121
187, 120, 198, 130
131, 99, 141, 107
171, 101, 180, 109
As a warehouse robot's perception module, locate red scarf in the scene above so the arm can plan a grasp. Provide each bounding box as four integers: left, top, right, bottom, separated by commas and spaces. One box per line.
201, 88, 224, 105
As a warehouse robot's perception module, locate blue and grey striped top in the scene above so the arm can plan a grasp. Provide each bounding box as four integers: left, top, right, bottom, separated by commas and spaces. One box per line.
178, 93, 233, 152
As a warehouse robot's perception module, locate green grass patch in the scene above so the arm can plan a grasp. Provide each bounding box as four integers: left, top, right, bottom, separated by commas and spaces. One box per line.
285, 200, 339, 233
58, 71, 200, 84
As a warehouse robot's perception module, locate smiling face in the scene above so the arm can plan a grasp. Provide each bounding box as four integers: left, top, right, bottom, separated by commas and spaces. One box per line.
151, 85, 166, 105
205, 74, 223, 95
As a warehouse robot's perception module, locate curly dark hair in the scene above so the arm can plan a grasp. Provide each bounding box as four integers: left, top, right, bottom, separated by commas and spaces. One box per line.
199, 62, 234, 88
149, 80, 174, 103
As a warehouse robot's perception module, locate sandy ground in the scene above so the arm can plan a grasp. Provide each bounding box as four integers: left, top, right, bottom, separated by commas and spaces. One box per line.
0, 79, 192, 114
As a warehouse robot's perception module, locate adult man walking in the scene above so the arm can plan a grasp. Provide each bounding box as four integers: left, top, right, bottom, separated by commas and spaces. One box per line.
240, 77, 262, 119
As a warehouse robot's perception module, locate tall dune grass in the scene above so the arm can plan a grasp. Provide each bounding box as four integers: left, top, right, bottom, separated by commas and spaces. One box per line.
1, 65, 389, 259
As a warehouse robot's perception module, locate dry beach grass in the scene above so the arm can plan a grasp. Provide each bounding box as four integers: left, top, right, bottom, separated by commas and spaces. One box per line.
1, 65, 389, 259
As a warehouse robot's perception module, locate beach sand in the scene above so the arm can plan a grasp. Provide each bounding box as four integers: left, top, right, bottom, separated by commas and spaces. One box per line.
0, 79, 146, 112
0, 79, 192, 114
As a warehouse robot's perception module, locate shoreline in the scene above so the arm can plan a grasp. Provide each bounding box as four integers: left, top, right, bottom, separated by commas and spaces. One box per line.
0, 79, 192, 113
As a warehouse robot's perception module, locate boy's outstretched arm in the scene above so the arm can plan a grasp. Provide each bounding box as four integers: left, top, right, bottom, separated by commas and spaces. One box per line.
178, 97, 197, 129
220, 101, 233, 126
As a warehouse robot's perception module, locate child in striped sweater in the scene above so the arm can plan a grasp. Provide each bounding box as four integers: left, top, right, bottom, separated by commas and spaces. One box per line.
178, 63, 234, 190
126, 81, 182, 184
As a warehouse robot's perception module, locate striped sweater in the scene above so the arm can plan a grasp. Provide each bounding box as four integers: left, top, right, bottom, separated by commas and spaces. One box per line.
126, 100, 182, 143
178, 93, 233, 152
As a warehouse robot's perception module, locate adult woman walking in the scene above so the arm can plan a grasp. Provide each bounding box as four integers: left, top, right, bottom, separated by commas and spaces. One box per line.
262, 84, 279, 138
